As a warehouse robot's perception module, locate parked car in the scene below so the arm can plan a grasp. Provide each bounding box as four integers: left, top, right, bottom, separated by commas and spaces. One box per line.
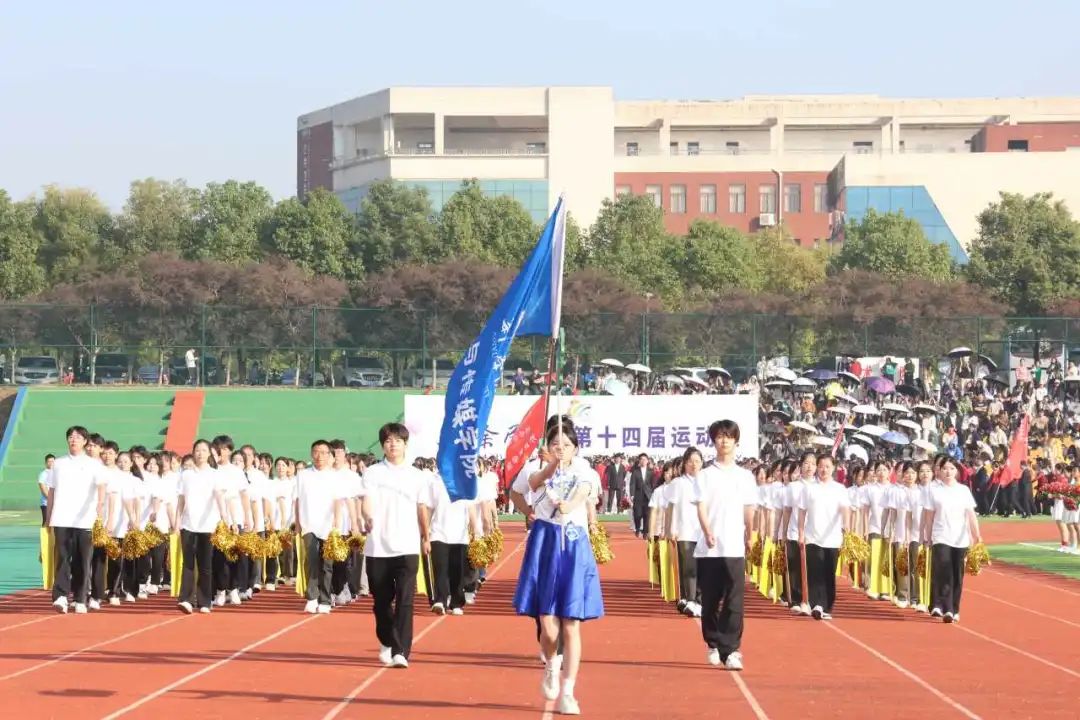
93, 353, 131, 384
136, 365, 166, 384
14, 355, 60, 385
279, 368, 325, 387
342, 355, 392, 387
168, 355, 219, 385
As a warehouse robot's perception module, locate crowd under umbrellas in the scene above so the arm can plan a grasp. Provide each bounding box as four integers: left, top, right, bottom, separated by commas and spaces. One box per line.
592, 359, 733, 395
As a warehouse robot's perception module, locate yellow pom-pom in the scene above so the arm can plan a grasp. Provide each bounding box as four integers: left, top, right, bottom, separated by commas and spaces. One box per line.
896, 545, 910, 577
121, 530, 150, 560
277, 530, 294, 550
105, 537, 121, 560
840, 532, 870, 565
321, 530, 349, 562
589, 523, 614, 565
211, 522, 238, 556
143, 523, 166, 549
965, 542, 991, 576
467, 534, 494, 569
916, 546, 928, 579
346, 533, 366, 552
92, 519, 111, 549
263, 532, 283, 558
771, 541, 787, 574
749, 536, 764, 566
236, 531, 265, 559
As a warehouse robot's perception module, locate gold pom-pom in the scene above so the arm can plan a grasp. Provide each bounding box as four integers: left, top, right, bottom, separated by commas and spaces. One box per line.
488, 527, 504, 560
346, 533, 366, 552
321, 530, 350, 562
237, 531, 265, 559
840, 532, 870, 565
143, 523, 166, 549
771, 541, 787, 574
92, 519, 111, 548
589, 523, 614, 565
277, 530, 294, 550
105, 537, 121, 560
749, 536, 764, 566
467, 533, 494, 569
211, 521, 238, 555
916, 545, 928, 579
896, 545, 910, 577
263, 532, 283, 558
965, 542, 991, 576
121, 530, 151, 560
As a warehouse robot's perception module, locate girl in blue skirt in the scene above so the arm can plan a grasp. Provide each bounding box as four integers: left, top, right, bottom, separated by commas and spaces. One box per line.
513, 422, 604, 716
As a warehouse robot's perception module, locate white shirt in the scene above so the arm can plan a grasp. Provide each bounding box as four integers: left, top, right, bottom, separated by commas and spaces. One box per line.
427, 471, 472, 545
149, 472, 177, 533
185, 349, 196, 368
766, 481, 785, 536
531, 457, 596, 529
861, 483, 891, 535
295, 467, 347, 541
132, 475, 153, 527
334, 468, 365, 533
216, 464, 247, 526
363, 460, 426, 558
105, 469, 137, 538
47, 453, 109, 529
783, 481, 810, 542
886, 484, 912, 543
179, 466, 224, 533
666, 474, 703, 543
909, 484, 931, 542
692, 462, 758, 558
648, 482, 671, 536
929, 482, 977, 548
511, 459, 542, 504
245, 468, 270, 532
799, 480, 850, 548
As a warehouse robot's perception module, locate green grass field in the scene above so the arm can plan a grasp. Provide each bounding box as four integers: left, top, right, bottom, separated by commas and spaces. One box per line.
988, 542, 1080, 581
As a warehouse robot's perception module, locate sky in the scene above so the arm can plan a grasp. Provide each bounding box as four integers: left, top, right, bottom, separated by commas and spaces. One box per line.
1, 0, 1078, 210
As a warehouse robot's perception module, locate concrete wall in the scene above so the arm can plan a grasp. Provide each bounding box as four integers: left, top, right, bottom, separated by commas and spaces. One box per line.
547, 87, 614, 229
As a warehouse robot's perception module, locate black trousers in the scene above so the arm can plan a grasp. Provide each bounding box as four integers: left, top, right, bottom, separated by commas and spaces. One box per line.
303, 533, 334, 605
52, 527, 92, 604
632, 501, 648, 535
149, 544, 168, 586
804, 544, 840, 613
213, 549, 242, 593
430, 541, 467, 609
785, 539, 804, 605
604, 489, 620, 513
697, 557, 745, 659
930, 544, 968, 615
676, 541, 700, 604
180, 530, 213, 608
367, 554, 419, 658
91, 546, 109, 601
346, 549, 362, 595
40, 507, 47, 525
107, 549, 126, 598
279, 545, 296, 579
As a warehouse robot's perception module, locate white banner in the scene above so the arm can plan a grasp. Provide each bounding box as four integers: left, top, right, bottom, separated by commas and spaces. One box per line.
404, 394, 759, 460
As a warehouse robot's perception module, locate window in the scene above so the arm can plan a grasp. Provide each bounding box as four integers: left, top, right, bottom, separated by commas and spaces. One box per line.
700, 184, 717, 213
726, 141, 740, 155
670, 141, 679, 156
1007, 139, 1029, 152
626, 142, 639, 156
416, 141, 434, 154
526, 141, 547, 154
687, 141, 700, 156
784, 184, 801, 213
813, 183, 828, 213
615, 185, 631, 197
645, 184, 662, 207
759, 185, 776, 214
853, 141, 873, 154
728, 184, 746, 213
670, 185, 686, 214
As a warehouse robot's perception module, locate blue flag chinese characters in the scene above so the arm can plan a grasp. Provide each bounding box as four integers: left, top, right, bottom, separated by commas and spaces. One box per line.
436, 197, 567, 501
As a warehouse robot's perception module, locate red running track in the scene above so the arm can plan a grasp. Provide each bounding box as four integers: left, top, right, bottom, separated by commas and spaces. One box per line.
0, 522, 1077, 719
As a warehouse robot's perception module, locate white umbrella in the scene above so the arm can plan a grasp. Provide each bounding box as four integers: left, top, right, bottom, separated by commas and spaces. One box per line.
662, 374, 685, 385
811, 435, 834, 447
852, 404, 880, 416
1065, 375, 1080, 384
911, 438, 937, 453
895, 419, 921, 432
685, 377, 709, 389
602, 378, 631, 396
790, 420, 817, 434
670, 367, 694, 377
600, 358, 624, 368
792, 378, 817, 390
858, 424, 888, 437
881, 403, 911, 414
769, 368, 798, 382
625, 363, 651, 374
707, 367, 731, 378
853, 434, 876, 447
765, 380, 791, 389
838, 371, 861, 384
838, 393, 861, 406
913, 403, 939, 414
946, 347, 973, 359
845, 445, 869, 463
827, 406, 849, 415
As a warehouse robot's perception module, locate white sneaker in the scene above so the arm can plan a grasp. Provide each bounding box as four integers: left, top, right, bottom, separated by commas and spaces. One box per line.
304, 600, 318, 614
137, 591, 149, 600
265, 583, 276, 592
379, 645, 393, 666
253, 582, 262, 591
789, 605, 803, 615
811, 605, 823, 620
707, 648, 721, 666
179, 601, 193, 614
147, 584, 159, 595
199, 606, 211, 614
931, 607, 943, 618
464, 591, 476, 605
866, 591, 879, 600
109, 597, 121, 607
432, 602, 446, 615
390, 654, 409, 668
317, 604, 331, 614
73, 603, 87, 614
338, 588, 352, 605
229, 589, 242, 605
915, 604, 928, 613
541, 665, 560, 700
952, 613, 960, 624
242, 589, 253, 601
798, 603, 811, 616
943, 612, 954, 624
124, 593, 135, 603
88, 598, 101, 611
558, 695, 581, 715
214, 591, 226, 607
451, 608, 464, 616
895, 599, 909, 609
724, 651, 744, 671
821, 612, 833, 621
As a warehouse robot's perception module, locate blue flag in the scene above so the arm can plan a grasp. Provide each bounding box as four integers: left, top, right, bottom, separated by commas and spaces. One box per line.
436, 197, 567, 501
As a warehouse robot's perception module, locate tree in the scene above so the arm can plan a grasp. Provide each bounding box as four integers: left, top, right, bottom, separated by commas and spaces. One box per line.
966, 192, 1080, 314
0, 191, 46, 300
33, 185, 113, 284
752, 226, 827, 295
436, 180, 539, 266
113, 179, 199, 260
189, 180, 273, 263
680, 220, 763, 294
586, 194, 680, 300
264, 189, 361, 281
830, 209, 953, 281
563, 213, 590, 271
354, 180, 437, 273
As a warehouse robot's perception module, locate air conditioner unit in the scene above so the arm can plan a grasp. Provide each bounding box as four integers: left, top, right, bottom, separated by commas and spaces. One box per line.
759, 213, 776, 227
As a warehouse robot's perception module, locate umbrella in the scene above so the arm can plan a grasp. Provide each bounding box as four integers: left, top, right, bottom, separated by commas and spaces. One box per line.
913, 403, 939, 414
864, 376, 895, 394
838, 393, 861, 406
805, 369, 838, 381
853, 434, 876, 447
881, 431, 911, 446
895, 419, 921, 433
827, 406, 849, 415
685, 377, 709, 389
765, 380, 791, 389
985, 373, 1009, 388
600, 358, 624, 368
842, 425, 859, 433
792, 378, 817, 390
769, 368, 798, 382
977, 354, 998, 371
811, 435, 834, 447
625, 363, 651, 374
661, 374, 685, 385
881, 402, 911, 414
895, 383, 919, 398
706, 367, 731, 378
946, 347, 973, 359
602, 378, 631, 396
767, 409, 792, 422
911, 439, 937, 453
789, 420, 817, 434
845, 445, 869, 463
669, 367, 694, 377
1065, 375, 1080, 384
852, 404, 880, 416
762, 423, 785, 435
858, 424, 888, 437
838, 371, 861, 385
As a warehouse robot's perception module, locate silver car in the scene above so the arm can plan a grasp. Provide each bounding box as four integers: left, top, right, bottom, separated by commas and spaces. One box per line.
14, 356, 60, 385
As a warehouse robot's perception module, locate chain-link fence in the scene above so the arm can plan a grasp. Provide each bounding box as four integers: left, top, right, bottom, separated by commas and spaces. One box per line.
1, 304, 1077, 388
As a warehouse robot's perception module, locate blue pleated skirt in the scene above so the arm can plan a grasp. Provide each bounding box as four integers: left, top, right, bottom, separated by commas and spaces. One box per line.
513, 519, 604, 621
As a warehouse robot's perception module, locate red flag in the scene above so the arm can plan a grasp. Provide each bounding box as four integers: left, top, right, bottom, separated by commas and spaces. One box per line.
504, 396, 546, 483
999, 415, 1030, 487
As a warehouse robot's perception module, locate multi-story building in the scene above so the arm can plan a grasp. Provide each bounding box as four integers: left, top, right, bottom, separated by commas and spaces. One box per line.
298, 87, 1080, 262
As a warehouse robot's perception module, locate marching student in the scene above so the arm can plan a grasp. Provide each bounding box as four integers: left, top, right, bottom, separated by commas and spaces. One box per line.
515, 421, 604, 716
862, 461, 894, 601
241, 444, 270, 595
362, 423, 431, 669
176, 439, 229, 614
780, 452, 816, 614
273, 457, 297, 584
38, 454, 54, 526
425, 460, 475, 615
211, 437, 251, 606
666, 446, 705, 617
692, 419, 757, 671
148, 453, 177, 594
295, 440, 355, 614
797, 454, 851, 620
330, 439, 364, 604
922, 457, 982, 623
886, 462, 917, 609
106, 451, 140, 604
46, 426, 108, 614
909, 460, 934, 613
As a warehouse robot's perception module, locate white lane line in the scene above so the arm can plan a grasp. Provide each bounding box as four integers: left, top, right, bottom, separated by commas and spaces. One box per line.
956, 624, 1080, 680
965, 588, 1080, 630
0, 614, 61, 634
